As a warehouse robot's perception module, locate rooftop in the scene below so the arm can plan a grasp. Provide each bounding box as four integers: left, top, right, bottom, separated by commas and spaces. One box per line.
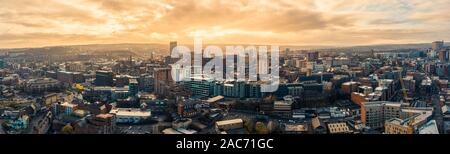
216, 119, 243, 126
418, 120, 439, 134
61, 102, 77, 108
110, 108, 151, 117
284, 124, 307, 132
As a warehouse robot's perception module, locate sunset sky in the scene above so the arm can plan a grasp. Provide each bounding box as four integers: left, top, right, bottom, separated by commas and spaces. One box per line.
1, 0, 450, 48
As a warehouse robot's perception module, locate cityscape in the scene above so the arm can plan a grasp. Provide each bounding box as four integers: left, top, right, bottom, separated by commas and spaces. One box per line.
1, 0, 450, 135
1, 41, 449, 134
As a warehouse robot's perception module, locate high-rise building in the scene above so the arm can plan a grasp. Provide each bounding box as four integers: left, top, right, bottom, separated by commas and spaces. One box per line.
181, 77, 212, 98
439, 49, 448, 62
432, 40, 444, 51
129, 78, 139, 96
361, 101, 402, 129
57, 71, 85, 85
284, 48, 290, 57
94, 71, 114, 86
170, 41, 177, 53
154, 68, 173, 96
307, 51, 319, 61
0, 59, 5, 69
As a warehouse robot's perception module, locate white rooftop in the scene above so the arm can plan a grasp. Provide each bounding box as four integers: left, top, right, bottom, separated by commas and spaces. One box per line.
110, 108, 151, 117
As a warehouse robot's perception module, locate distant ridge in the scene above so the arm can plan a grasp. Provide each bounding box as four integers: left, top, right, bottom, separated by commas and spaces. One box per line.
0, 42, 446, 53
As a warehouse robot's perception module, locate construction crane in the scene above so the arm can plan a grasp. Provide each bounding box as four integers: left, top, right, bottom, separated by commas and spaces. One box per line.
397, 63, 409, 106
396, 63, 416, 129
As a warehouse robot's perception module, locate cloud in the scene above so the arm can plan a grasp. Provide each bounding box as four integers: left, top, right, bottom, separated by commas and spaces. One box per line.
0, 0, 450, 48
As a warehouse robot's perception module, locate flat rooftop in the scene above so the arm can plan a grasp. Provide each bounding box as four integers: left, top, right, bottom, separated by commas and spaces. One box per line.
110, 108, 151, 117
216, 119, 243, 126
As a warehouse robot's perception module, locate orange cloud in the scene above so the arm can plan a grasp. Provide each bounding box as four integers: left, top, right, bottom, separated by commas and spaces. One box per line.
0, 0, 450, 48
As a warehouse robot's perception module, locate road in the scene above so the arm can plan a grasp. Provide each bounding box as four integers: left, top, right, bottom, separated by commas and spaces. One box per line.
431, 94, 444, 133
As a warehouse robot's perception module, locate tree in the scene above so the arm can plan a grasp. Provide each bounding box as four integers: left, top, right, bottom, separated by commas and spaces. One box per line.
61, 123, 74, 134
263, 95, 276, 103
267, 120, 277, 133
244, 119, 255, 133
255, 122, 269, 134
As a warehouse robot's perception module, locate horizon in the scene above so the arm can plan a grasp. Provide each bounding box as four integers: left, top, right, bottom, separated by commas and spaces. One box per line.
1, 0, 450, 48
0, 41, 444, 50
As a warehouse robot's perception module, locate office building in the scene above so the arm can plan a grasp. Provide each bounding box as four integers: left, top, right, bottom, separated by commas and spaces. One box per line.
327, 122, 353, 134
307, 51, 319, 61
273, 100, 293, 117
24, 78, 61, 94
94, 71, 114, 86
170, 41, 177, 53
0, 59, 5, 69
154, 68, 173, 96
215, 119, 244, 131
384, 118, 414, 134
361, 101, 401, 129
109, 108, 151, 124
129, 78, 139, 96
432, 40, 444, 51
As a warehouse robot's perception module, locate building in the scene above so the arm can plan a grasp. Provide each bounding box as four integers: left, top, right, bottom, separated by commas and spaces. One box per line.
24, 78, 61, 94
311, 116, 326, 134
284, 48, 290, 57
341, 81, 360, 95
86, 114, 116, 134
65, 62, 85, 72
115, 75, 132, 87
439, 49, 449, 62
384, 118, 414, 134
432, 40, 444, 51
362, 101, 434, 131
182, 76, 212, 98
94, 71, 114, 86
0, 59, 5, 69
384, 107, 434, 134
170, 41, 177, 53
42, 93, 58, 106
273, 100, 293, 117
138, 74, 154, 92
327, 122, 353, 134
57, 71, 84, 85
154, 68, 173, 96
284, 124, 308, 134
361, 101, 401, 129
222, 82, 245, 98
109, 108, 151, 124
307, 51, 319, 61
215, 119, 244, 131
351, 93, 367, 106
59, 102, 78, 116
128, 78, 139, 96
418, 120, 439, 134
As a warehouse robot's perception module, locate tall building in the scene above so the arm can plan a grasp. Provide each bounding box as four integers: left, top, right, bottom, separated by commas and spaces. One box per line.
154, 68, 173, 96
24, 78, 61, 94
170, 41, 177, 53
57, 71, 84, 85
129, 78, 139, 96
439, 49, 448, 62
181, 76, 212, 99
284, 48, 290, 57
432, 40, 444, 51
307, 51, 319, 61
361, 101, 401, 129
384, 118, 414, 134
94, 71, 114, 86
0, 59, 5, 69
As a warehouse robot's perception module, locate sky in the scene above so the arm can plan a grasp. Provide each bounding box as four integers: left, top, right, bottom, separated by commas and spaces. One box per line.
1, 0, 450, 48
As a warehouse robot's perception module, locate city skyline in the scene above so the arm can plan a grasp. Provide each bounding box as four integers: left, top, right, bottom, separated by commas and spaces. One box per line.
1, 0, 450, 48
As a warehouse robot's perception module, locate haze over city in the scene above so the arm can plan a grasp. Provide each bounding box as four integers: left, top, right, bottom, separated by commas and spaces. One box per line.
1, 0, 450, 48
